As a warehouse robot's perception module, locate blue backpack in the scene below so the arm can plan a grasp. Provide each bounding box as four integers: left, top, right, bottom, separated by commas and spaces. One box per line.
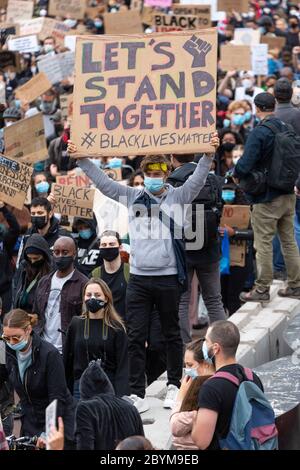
213, 367, 278, 450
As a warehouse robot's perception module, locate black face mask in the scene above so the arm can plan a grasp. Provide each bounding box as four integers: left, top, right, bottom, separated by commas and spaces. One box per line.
221, 142, 235, 152
100, 247, 119, 262
28, 258, 44, 268
54, 256, 74, 272
31, 215, 48, 230
86, 298, 107, 314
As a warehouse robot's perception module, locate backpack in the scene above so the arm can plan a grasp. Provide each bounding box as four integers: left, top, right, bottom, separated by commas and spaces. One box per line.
261, 120, 300, 193
92, 263, 130, 282
213, 367, 278, 450
168, 164, 223, 249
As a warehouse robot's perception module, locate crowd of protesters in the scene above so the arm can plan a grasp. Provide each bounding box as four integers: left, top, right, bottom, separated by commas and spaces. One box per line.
0, 0, 300, 452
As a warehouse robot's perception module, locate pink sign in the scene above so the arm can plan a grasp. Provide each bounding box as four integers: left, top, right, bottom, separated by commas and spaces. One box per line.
144, 0, 172, 7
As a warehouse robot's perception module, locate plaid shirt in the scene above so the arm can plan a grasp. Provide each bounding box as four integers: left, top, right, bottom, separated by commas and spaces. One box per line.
0, 419, 8, 451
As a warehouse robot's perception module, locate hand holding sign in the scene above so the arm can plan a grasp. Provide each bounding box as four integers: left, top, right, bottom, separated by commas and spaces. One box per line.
183, 35, 212, 67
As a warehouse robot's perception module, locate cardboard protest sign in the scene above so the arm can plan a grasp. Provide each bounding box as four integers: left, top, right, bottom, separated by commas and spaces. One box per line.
85, 4, 107, 19
153, 12, 210, 32
48, 0, 86, 20
251, 44, 268, 76
180, 0, 225, 22
0, 155, 33, 210
220, 44, 251, 71
217, 0, 249, 12
234, 28, 260, 45
4, 113, 47, 164
6, 0, 34, 23
72, 30, 217, 157
103, 10, 143, 34
0, 51, 20, 71
8, 35, 39, 54
141, 6, 154, 25
221, 205, 250, 267
37, 52, 75, 85
56, 171, 92, 188
15, 72, 52, 104
261, 35, 286, 50
51, 183, 95, 218
144, 0, 171, 6
172, 4, 211, 19
18, 18, 70, 45
0, 0, 8, 9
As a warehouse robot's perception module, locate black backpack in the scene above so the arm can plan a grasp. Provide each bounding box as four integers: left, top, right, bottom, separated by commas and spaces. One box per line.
261, 120, 300, 192
167, 163, 223, 249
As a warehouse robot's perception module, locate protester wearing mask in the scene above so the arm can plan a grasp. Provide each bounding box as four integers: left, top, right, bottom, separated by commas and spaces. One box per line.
0, 201, 20, 316
64, 278, 129, 399
42, 36, 56, 55
17, 197, 69, 265
13, 234, 53, 314
68, 134, 219, 412
0, 107, 22, 154
38, 90, 62, 140
287, 15, 300, 48
0, 309, 76, 447
71, 216, 101, 277
216, 130, 243, 176
170, 339, 215, 450
32, 173, 50, 198
192, 321, 265, 450
45, 123, 77, 178
235, 71, 264, 108
33, 236, 88, 354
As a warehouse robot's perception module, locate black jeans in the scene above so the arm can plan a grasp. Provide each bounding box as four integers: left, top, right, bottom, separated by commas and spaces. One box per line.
126, 274, 182, 398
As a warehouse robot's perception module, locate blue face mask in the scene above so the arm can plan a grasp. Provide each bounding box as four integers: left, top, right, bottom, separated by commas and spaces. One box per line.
35, 181, 50, 194
183, 367, 199, 380
33, 161, 45, 172
259, 26, 266, 34
222, 190, 235, 202
232, 114, 246, 126
144, 177, 165, 193
108, 158, 122, 169
7, 338, 28, 351
223, 118, 231, 128
202, 342, 214, 365
244, 111, 252, 122
14, 99, 21, 109
79, 229, 93, 240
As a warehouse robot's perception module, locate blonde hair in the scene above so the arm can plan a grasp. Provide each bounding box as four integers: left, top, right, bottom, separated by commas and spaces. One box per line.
228, 100, 248, 114
3, 309, 38, 329
82, 278, 125, 331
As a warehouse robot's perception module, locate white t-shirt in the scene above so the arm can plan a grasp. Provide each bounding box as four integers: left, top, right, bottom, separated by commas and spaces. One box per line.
43, 270, 74, 353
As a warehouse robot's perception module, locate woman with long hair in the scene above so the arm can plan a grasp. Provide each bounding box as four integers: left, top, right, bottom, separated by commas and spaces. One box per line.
0, 309, 75, 447
64, 278, 129, 399
170, 338, 215, 450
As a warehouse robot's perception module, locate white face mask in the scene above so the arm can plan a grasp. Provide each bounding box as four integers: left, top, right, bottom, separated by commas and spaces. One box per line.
5, 121, 14, 127
44, 44, 54, 53
242, 78, 253, 89
233, 157, 240, 165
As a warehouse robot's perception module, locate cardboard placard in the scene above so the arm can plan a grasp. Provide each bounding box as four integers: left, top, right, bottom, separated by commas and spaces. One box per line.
0, 155, 33, 210
217, 0, 249, 13
71, 30, 217, 157
0, 0, 8, 9
56, 171, 92, 188
0, 51, 20, 71
37, 52, 75, 85
180, 0, 225, 22
251, 44, 268, 76
8, 35, 39, 54
220, 44, 251, 71
261, 35, 286, 50
221, 205, 250, 267
172, 4, 211, 17
18, 18, 71, 45
233, 28, 260, 45
48, 0, 86, 20
4, 113, 47, 164
144, 0, 171, 6
85, 5, 107, 19
153, 12, 210, 32
6, 0, 34, 23
103, 10, 143, 34
15, 72, 52, 104
51, 183, 95, 219
141, 6, 154, 26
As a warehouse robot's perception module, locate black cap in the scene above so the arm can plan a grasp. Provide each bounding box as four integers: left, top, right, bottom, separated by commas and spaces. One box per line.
254, 92, 276, 111
258, 15, 273, 27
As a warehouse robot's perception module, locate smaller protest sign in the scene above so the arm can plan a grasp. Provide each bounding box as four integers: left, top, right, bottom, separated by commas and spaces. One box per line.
220, 44, 252, 71
8, 35, 39, 54
4, 113, 47, 164
48, 0, 86, 20
261, 35, 286, 50
85, 4, 107, 19
153, 12, 210, 31
0, 155, 33, 210
51, 183, 95, 218
180, 0, 225, 22
56, 171, 91, 188
145, 0, 171, 6
221, 205, 250, 267
6, 0, 34, 23
18, 17, 71, 46
234, 28, 261, 45
218, 0, 249, 13
251, 44, 268, 76
15, 72, 52, 104
37, 52, 75, 85
103, 10, 143, 34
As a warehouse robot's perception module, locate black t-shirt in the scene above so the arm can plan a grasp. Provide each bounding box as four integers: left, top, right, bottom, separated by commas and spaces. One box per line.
197, 364, 264, 450
101, 264, 127, 319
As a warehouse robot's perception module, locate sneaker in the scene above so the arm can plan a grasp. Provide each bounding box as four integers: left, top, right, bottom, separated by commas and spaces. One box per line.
278, 287, 300, 299
163, 385, 179, 409
129, 394, 150, 414
239, 287, 270, 303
